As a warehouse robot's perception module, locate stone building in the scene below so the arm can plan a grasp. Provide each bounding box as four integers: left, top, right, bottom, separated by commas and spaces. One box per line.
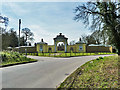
36, 33, 112, 53
14, 33, 112, 53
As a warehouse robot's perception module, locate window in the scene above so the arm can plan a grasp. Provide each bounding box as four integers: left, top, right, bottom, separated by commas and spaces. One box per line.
40, 45, 43, 51
70, 47, 74, 52
79, 46, 83, 51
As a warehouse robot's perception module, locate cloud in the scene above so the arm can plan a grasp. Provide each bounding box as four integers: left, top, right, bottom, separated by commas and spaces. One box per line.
2, 2, 92, 45
2, 0, 91, 2
2, 2, 31, 18
28, 24, 91, 45
28, 25, 57, 45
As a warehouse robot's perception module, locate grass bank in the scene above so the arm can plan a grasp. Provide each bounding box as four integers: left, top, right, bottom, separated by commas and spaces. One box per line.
0, 51, 37, 67
58, 55, 119, 88
26, 52, 115, 57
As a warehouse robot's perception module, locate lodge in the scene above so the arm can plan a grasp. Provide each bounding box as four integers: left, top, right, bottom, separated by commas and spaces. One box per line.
14, 33, 112, 53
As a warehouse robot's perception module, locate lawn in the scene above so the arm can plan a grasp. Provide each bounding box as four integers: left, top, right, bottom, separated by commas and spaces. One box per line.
0, 51, 37, 66
26, 52, 115, 57
57, 55, 119, 88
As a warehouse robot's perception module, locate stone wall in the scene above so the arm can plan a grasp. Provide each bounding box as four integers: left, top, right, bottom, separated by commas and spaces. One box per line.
14, 46, 37, 53
86, 46, 112, 53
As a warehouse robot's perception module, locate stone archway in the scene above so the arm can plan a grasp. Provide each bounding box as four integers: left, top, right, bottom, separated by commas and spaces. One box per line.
57, 42, 64, 51
53, 33, 68, 52
70, 47, 74, 52
48, 47, 52, 52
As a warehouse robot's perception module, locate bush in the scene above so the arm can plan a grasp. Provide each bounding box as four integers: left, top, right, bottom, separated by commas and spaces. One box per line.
96, 57, 104, 60
1, 54, 8, 62
96, 58, 99, 60
99, 57, 103, 59
1, 51, 30, 63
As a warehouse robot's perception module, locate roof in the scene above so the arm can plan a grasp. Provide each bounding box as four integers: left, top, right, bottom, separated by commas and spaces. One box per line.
53, 33, 68, 40
88, 44, 111, 47
37, 39, 48, 44
76, 38, 85, 44
15, 46, 35, 48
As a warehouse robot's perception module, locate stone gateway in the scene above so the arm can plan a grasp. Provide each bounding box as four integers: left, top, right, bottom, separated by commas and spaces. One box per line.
36, 33, 112, 53
14, 33, 112, 53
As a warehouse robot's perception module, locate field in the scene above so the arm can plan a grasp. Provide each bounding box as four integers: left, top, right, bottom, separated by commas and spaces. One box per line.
26, 52, 115, 57
57, 55, 119, 88
0, 51, 37, 66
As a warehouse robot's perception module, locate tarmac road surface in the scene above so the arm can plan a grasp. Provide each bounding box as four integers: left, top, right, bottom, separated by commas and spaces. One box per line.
1, 54, 115, 88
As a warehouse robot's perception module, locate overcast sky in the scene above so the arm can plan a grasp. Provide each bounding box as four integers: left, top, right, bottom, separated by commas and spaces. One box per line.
1, 2, 92, 45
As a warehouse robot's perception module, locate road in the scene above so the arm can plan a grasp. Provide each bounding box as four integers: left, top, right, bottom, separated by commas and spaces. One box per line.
1, 54, 115, 88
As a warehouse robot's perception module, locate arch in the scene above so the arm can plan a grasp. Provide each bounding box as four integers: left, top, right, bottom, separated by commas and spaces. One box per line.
53, 33, 68, 52
70, 47, 74, 52
57, 42, 64, 51
48, 47, 52, 52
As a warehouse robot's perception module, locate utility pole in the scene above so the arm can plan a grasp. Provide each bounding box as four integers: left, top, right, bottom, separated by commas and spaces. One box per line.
18, 19, 21, 53
118, 0, 120, 30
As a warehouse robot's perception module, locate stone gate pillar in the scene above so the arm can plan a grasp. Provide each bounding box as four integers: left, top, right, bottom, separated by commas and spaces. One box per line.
55, 41, 56, 52
65, 41, 67, 52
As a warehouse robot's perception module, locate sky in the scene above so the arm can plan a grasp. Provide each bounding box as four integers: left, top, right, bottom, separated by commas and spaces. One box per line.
1, 2, 92, 45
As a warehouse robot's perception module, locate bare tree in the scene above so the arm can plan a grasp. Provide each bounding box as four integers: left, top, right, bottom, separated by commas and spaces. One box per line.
74, 1, 120, 54
69, 40, 76, 45
21, 28, 34, 45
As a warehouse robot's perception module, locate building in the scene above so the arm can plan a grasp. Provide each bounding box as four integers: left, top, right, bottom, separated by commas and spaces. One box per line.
14, 33, 112, 53
36, 33, 86, 53
36, 33, 112, 53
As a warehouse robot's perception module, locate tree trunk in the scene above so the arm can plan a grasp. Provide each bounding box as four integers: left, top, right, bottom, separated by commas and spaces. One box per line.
118, 48, 120, 56
111, 28, 120, 56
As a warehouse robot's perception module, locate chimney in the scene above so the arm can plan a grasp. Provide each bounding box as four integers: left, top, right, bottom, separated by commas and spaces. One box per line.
79, 38, 81, 41
41, 38, 43, 42
59, 33, 62, 35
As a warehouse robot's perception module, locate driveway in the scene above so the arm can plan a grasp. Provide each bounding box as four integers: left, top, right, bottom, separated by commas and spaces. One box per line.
1, 54, 115, 88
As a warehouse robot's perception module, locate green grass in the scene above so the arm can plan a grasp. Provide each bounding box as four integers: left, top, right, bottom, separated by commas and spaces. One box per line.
0, 51, 37, 66
57, 55, 119, 88
26, 52, 115, 57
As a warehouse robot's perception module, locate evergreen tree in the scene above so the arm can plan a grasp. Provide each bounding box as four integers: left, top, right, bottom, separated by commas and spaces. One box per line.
9, 28, 18, 47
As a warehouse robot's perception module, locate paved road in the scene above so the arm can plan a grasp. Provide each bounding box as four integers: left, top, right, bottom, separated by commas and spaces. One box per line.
1, 54, 115, 88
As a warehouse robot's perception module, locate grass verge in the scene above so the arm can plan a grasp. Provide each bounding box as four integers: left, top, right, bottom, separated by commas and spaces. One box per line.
57, 55, 119, 88
26, 52, 116, 57
0, 51, 37, 67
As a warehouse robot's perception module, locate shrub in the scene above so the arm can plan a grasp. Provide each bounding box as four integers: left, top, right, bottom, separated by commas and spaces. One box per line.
99, 57, 103, 59
96, 58, 99, 60
1, 53, 8, 62
1, 51, 29, 63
